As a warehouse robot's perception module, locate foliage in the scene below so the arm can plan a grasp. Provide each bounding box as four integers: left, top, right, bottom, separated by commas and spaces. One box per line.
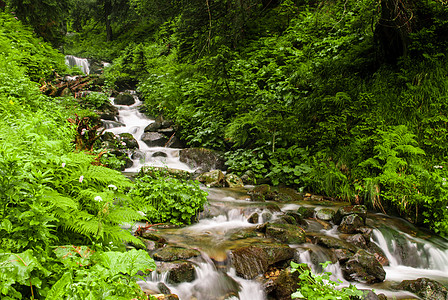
0, 11, 67, 81
129, 168, 208, 225
290, 261, 364, 300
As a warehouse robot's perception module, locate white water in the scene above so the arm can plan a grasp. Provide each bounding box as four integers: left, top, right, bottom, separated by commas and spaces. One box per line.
105, 94, 193, 172
65, 55, 90, 74
139, 259, 265, 300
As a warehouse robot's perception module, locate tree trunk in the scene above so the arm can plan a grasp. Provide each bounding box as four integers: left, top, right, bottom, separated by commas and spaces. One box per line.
375, 0, 414, 64
104, 0, 113, 41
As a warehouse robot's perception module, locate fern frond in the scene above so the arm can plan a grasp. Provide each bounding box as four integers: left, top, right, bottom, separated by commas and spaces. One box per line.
108, 208, 141, 224
85, 165, 133, 188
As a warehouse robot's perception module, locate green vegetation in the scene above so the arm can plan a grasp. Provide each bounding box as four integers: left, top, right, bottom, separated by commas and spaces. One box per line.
59, 0, 448, 237
0, 10, 206, 299
291, 261, 363, 300
130, 168, 208, 225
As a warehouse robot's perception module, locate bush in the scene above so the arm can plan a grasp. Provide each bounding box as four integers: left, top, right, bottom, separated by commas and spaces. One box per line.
129, 168, 208, 225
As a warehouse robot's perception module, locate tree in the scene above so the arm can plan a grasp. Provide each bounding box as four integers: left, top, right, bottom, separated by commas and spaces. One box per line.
6, 0, 70, 45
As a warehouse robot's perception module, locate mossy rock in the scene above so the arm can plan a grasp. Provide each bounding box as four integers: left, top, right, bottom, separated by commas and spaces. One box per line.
152, 246, 200, 262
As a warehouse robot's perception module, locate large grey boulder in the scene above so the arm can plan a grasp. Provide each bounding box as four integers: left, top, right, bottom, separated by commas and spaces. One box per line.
114, 92, 135, 105
141, 132, 168, 147
179, 148, 226, 172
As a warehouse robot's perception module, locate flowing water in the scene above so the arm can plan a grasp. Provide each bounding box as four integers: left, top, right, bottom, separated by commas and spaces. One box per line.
100, 90, 448, 299
65, 55, 90, 75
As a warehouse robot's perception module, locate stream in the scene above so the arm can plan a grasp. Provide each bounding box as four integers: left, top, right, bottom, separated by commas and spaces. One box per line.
105, 92, 448, 300
67, 57, 448, 299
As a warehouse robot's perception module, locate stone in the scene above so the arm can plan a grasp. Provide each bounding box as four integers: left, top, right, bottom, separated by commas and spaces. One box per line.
230, 243, 295, 279
224, 173, 244, 188
397, 278, 448, 300
334, 205, 368, 225
197, 170, 225, 187
166, 262, 196, 284
297, 206, 315, 219
265, 223, 306, 244
114, 92, 135, 105
152, 151, 168, 157
264, 268, 300, 300
158, 127, 175, 137
248, 184, 274, 202
145, 121, 161, 132
315, 208, 336, 222
338, 214, 365, 234
165, 135, 185, 148
342, 249, 386, 283
314, 235, 358, 252
247, 212, 260, 224
153, 247, 200, 262
227, 227, 259, 240
118, 132, 139, 149
179, 148, 226, 172
333, 248, 354, 263
346, 234, 368, 249
141, 132, 168, 147
157, 282, 171, 295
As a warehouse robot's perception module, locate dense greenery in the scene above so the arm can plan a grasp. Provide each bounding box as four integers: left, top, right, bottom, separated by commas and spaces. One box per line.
0, 10, 206, 299
60, 0, 448, 236
290, 261, 363, 300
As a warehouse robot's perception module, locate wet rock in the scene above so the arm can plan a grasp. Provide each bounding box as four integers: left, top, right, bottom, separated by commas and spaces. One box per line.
118, 132, 139, 149
158, 127, 175, 137
346, 234, 368, 249
361, 290, 388, 300
397, 277, 448, 300
297, 206, 315, 219
265, 223, 306, 244
285, 212, 306, 226
153, 294, 179, 300
261, 212, 273, 222
240, 170, 255, 185
114, 92, 135, 105
315, 208, 336, 222
167, 262, 196, 284
132, 150, 145, 160
230, 243, 295, 279
165, 135, 185, 148
274, 214, 297, 225
338, 214, 365, 234
227, 227, 259, 240
137, 231, 167, 244
366, 242, 389, 266
247, 212, 260, 224
145, 121, 161, 132
141, 132, 168, 147
248, 184, 276, 202
153, 247, 200, 262
98, 103, 119, 120
333, 248, 354, 263
265, 203, 281, 213
224, 173, 244, 188
313, 235, 358, 252
197, 170, 225, 187
342, 249, 386, 283
179, 148, 226, 172
157, 282, 172, 295
152, 151, 168, 157
264, 268, 299, 300
334, 205, 368, 225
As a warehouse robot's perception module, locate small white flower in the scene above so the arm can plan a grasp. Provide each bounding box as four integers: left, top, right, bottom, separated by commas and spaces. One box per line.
61, 162, 66, 168
81, 129, 87, 136
443, 178, 446, 182
94, 196, 103, 202
434, 165, 443, 169
108, 184, 117, 190
121, 141, 126, 146
79, 175, 84, 183
137, 211, 146, 217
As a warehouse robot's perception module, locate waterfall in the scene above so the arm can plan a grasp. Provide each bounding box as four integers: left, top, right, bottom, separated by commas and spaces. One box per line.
65, 55, 90, 74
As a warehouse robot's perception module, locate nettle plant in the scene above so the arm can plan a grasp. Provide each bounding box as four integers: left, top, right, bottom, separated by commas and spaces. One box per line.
129, 167, 208, 225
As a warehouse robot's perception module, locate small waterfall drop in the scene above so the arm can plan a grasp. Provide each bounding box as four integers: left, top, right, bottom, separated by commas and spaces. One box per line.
65, 55, 90, 74
105, 93, 193, 172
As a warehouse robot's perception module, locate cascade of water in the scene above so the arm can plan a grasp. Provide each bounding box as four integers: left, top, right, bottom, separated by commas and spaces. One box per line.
104, 94, 193, 172
65, 55, 90, 74
139, 257, 265, 300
